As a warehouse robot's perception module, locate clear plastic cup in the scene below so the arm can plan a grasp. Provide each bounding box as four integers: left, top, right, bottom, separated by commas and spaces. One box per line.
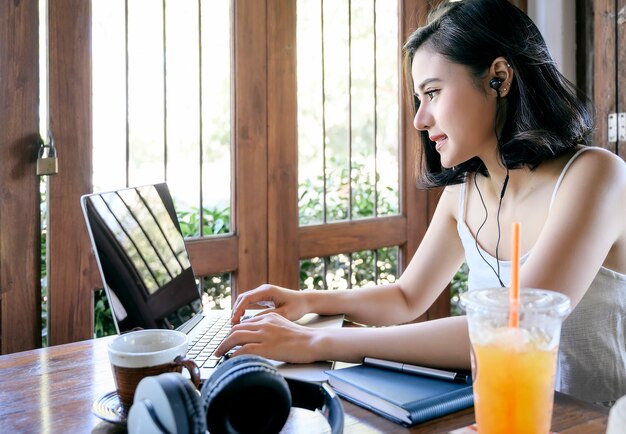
606, 394, 626, 434
461, 288, 571, 434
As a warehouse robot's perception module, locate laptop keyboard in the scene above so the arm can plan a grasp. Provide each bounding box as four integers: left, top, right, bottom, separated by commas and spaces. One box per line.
187, 315, 231, 369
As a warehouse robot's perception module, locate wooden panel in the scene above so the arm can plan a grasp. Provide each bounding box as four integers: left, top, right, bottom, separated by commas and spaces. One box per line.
400, 0, 430, 274
232, 1, 269, 297
186, 236, 239, 276
47, 0, 94, 345
619, 0, 626, 159
299, 217, 407, 259
267, 0, 299, 288
576, 0, 594, 102
0, 0, 41, 354
400, 0, 449, 321
593, 0, 618, 152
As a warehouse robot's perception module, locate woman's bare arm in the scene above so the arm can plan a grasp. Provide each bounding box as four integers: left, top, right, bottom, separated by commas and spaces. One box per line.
520, 149, 626, 307
232, 185, 465, 327
218, 311, 471, 369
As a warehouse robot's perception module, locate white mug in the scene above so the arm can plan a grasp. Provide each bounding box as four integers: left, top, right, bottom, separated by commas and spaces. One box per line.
107, 329, 200, 413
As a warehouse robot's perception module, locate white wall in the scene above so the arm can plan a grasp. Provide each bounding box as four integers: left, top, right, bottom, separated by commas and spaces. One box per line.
527, 0, 576, 85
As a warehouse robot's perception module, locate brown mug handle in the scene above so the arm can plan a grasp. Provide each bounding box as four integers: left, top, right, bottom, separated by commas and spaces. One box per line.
172, 355, 201, 388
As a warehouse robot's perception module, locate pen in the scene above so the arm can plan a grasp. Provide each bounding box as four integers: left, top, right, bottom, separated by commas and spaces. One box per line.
362, 357, 470, 383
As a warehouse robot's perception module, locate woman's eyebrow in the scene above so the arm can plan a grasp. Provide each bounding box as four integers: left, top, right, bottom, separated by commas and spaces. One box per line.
417, 78, 441, 92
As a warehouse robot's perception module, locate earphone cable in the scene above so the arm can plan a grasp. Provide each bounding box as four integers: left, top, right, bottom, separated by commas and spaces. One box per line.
473, 173, 506, 287
494, 168, 509, 285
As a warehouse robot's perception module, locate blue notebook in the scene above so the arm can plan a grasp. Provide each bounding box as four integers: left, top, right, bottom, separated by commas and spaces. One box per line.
325, 364, 474, 426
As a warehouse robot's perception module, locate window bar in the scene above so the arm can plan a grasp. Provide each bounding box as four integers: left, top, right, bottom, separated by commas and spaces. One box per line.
321, 0, 328, 223
348, 252, 353, 289
373, 0, 379, 217
324, 256, 329, 289
374, 249, 379, 284
198, 0, 204, 237
348, 0, 353, 220
348, 0, 354, 288
162, 0, 168, 182
124, 0, 130, 187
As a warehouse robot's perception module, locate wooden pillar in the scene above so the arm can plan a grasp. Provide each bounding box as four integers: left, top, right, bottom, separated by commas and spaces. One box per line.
47, 0, 94, 345
267, 0, 299, 289
0, 0, 42, 354
232, 0, 269, 296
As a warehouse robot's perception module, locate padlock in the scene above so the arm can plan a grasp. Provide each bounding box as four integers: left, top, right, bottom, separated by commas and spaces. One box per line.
36, 133, 59, 176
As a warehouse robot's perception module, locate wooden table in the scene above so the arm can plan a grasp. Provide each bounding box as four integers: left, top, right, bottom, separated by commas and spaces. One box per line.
0, 337, 609, 433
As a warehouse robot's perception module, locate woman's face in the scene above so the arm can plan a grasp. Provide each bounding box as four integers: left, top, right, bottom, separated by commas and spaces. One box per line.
411, 47, 498, 168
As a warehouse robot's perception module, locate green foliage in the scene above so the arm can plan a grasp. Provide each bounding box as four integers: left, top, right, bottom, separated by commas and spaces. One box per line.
299, 156, 399, 225
94, 289, 117, 337
298, 156, 401, 290
450, 262, 469, 316
40, 184, 48, 347
177, 203, 232, 311
177, 204, 230, 237
298, 158, 468, 316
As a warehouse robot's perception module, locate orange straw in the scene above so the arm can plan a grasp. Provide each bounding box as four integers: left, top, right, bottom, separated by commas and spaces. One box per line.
509, 222, 521, 328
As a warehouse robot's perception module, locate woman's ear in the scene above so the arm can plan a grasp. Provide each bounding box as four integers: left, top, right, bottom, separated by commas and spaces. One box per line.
489, 57, 514, 97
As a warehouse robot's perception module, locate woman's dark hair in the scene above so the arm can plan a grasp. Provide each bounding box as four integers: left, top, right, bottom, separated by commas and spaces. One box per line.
403, 0, 593, 188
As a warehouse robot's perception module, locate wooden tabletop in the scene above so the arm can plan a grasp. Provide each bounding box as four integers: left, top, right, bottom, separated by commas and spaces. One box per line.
0, 337, 609, 433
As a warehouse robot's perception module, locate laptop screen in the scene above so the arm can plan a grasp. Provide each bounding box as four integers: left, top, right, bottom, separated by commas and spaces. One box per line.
82, 183, 203, 333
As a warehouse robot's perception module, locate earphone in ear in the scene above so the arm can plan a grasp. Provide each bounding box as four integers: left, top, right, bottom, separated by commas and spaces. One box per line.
489, 77, 503, 90
128, 354, 345, 434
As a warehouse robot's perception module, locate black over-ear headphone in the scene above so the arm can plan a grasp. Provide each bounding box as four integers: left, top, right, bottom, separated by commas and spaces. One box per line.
128, 354, 344, 434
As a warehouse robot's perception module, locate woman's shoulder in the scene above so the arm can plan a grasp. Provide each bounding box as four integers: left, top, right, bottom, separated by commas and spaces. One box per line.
431, 182, 466, 221
567, 146, 626, 179
556, 146, 626, 199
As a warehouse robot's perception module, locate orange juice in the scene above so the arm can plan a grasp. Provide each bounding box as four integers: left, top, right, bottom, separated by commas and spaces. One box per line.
471, 328, 557, 434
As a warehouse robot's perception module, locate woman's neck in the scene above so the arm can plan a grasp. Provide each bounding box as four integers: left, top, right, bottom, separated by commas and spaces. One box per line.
480, 158, 532, 200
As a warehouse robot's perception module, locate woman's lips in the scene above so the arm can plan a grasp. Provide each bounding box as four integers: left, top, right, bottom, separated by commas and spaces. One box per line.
430, 135, 448, 151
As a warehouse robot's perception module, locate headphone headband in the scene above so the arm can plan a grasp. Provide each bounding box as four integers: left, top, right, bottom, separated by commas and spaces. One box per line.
287, 378, 344, 434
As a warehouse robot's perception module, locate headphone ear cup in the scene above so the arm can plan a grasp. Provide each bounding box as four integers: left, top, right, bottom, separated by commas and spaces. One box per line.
127, 399, 170, 434
201, 355, 292, 434
174, 374, 208, 434
128, 373, 206, 434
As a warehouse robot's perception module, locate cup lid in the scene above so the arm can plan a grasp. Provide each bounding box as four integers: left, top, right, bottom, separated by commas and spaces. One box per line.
460, 287, 571, 317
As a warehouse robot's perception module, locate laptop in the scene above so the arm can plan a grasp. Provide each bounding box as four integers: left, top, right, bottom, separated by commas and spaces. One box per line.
81, 183, 343, 381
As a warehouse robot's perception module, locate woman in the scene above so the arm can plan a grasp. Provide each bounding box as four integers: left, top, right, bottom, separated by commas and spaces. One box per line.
216, 0, 626, 404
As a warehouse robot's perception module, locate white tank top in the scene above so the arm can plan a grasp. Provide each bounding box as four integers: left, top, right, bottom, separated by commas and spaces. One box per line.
457, 147, 626, 403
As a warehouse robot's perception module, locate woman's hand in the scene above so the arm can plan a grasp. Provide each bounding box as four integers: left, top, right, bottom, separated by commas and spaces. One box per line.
230, 284, 309, 325
215, 312, 321, 363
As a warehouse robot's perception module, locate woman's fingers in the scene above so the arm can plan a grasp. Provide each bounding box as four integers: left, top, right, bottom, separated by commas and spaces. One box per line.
231, 286, 275, 324
215, 327, 260, 357
216, 313, 316, 363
